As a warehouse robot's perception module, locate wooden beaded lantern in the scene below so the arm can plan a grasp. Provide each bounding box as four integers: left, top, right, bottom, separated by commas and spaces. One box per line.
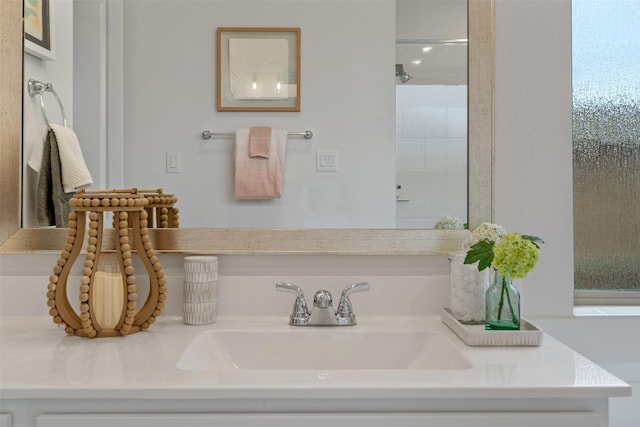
140, 188, 179, 228
47, 189, 167, 338
113, 189, 180, 229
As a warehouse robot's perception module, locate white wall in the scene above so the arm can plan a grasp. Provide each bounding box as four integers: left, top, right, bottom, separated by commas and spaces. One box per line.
396, 0, 467, 40
73, 0, 108, 189
120, 0, 397, 228
494, 0, 575, 319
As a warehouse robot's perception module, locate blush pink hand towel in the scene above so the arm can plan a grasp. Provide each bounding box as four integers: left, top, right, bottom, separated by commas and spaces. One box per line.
235, 128, 287, 199
249, 126, 272, 158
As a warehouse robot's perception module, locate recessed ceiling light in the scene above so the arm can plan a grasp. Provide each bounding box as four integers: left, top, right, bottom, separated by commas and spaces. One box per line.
411, 59, 422, 65
422, 46, 433, 53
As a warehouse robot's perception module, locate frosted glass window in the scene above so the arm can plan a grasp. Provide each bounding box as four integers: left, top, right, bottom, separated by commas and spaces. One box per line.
572, 0, 640, 291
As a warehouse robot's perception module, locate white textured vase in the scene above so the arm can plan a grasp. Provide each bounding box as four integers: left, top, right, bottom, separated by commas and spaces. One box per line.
183, 256, 218, 325
448, 252, 490, 324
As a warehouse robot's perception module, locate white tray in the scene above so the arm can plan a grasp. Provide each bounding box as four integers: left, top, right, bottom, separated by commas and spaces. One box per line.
440, 308, 543, 347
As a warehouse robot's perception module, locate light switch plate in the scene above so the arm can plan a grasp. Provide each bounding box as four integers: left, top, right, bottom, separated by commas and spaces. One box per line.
316, 150, 338, 172
166, 152, 181, 173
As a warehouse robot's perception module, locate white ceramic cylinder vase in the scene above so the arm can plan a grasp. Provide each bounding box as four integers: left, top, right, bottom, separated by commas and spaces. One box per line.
183, 256, 218, 325
448, 252, 490, 324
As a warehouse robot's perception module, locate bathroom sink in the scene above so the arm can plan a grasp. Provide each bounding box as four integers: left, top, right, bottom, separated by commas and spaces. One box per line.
177, 328, 470, 371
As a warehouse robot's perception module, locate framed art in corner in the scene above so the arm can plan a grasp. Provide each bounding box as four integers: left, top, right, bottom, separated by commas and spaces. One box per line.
24, 0, 56, 60
217, 27, 300, 112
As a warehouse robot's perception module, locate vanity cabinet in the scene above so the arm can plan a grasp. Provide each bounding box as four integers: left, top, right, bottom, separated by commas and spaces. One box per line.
0, 316, 629, 427
1, 397, 607, 427
31, 411, 598, 427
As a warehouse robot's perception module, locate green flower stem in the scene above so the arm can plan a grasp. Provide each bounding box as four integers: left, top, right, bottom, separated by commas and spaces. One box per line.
497, 277, 505, 320
497, 275, 517, 322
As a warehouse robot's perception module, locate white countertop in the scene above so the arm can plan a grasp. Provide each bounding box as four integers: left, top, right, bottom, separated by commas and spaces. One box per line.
0, 315, 630, 401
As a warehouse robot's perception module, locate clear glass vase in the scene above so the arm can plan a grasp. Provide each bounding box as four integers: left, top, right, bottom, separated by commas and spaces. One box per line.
485, 269, 520, 330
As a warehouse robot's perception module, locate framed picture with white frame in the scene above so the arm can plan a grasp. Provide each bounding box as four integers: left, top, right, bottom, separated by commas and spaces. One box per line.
24, 0, 56, 61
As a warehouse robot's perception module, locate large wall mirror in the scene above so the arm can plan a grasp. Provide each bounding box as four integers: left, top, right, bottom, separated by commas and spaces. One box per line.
1, 0, 493, 254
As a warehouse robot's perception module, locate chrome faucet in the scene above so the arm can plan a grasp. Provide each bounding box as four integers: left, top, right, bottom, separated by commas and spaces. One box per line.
276, 281, 370, 326
274, 282, 310, 325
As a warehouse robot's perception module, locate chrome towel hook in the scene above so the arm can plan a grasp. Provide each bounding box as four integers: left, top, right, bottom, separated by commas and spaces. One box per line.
27, 78, 68, 127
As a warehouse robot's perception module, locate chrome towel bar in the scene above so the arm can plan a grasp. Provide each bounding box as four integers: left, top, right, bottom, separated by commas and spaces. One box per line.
202, 130, 313, 140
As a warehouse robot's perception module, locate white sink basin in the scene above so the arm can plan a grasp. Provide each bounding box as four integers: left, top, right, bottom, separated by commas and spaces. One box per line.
177, 328, 470, 371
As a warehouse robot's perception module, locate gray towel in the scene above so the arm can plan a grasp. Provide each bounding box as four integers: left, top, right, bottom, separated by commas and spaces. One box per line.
37, 130, 73, 227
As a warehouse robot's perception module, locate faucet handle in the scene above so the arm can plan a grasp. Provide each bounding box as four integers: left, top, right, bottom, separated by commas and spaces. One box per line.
336, 282, 370, 325
313, 289, 333, 308
275, 282, 309, 325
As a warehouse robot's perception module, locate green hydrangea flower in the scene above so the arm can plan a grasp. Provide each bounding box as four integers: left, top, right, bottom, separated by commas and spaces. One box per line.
491, 233, 540, 278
